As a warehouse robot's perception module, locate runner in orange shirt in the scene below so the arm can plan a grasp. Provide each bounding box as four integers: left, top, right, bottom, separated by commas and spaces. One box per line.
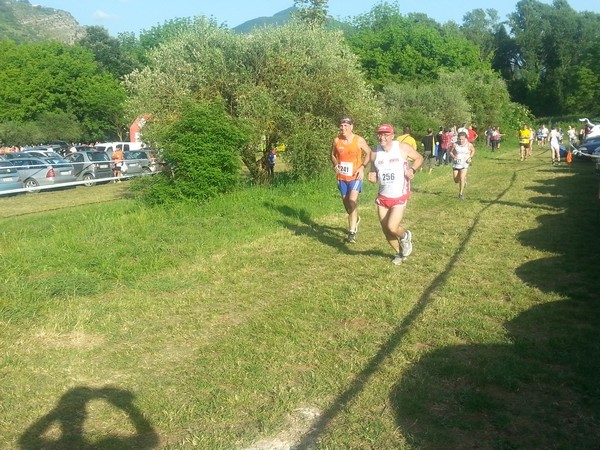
331, 116, 372, 243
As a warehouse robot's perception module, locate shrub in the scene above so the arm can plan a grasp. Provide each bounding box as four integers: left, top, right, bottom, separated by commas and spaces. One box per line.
133, 100, 250, 205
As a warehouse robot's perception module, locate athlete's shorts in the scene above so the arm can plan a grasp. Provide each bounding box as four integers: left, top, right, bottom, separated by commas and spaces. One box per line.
375, 193, 409, 208
453, 164, 469, 170
338, 179, 362, 196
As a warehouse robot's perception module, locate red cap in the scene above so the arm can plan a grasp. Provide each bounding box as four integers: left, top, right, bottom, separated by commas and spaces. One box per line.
377, 124, 394, 134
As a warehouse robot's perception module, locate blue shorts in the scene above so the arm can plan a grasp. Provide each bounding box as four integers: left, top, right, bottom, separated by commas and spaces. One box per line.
338, 179, 362, 196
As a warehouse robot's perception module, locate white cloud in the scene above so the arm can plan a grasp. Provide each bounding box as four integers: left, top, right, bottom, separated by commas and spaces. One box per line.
94, 10, 117, 21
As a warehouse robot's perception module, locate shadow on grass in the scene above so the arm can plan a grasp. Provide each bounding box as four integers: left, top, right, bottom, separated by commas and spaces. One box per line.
292, 174, 519, 449
266, 202, 389, 259
19, 386, 159, 450
389, 163, 600, 448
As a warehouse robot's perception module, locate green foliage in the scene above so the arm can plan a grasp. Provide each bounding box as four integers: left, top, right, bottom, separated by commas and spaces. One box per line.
380, 68, 518, 137
0, 40, 126, 142
77, 26, 137, 79
125, 19, 381, 181
460, 8, 501, 63
133, 100, 249, 205
0, 111, 85, 144
346, 2, 483, 89
503, 0, 600, 116
293, 0, 329, 28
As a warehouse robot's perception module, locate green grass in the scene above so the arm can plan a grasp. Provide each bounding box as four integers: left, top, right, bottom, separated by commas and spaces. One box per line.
1, 140, 599, 449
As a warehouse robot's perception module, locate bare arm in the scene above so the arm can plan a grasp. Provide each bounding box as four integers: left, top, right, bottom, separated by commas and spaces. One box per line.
330, 138, 339, 172
401, 142, 424, 180
367, 149, 377, 183
354, 137, 371, 179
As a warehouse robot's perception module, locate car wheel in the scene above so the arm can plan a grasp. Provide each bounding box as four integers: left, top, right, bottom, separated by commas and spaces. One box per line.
24, 178, 40, 193
142, 167, 152, 175
83, 173, 96, 187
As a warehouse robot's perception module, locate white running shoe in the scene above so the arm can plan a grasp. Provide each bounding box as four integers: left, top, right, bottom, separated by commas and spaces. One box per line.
392, 253, 404, 265
400, 230, 413, 258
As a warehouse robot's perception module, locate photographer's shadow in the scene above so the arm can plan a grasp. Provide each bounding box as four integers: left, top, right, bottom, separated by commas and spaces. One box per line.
19, 386, 159, 450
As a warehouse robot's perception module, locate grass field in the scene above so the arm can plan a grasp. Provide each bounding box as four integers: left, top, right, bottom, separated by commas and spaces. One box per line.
1, 141, 599, 449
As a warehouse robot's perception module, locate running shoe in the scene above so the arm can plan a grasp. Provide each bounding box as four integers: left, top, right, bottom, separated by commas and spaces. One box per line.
346, 231, 356, 243
392, 253, 404, 265
400, 230, 413, 258
459, 194, 465, 200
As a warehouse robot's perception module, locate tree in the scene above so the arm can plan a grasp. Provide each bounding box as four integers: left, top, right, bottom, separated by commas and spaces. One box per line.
77, 26, 137, 79
125, 18, 380, 184
0, 40, 127, 142
134, 100, 249, 205
345, 2, 483, 89
505, 0, 600, 115
293, 0, 329, 28
460, 8, 501, 63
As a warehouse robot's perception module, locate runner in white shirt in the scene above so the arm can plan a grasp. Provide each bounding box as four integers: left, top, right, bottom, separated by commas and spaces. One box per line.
549, 127, 561, 165
449, 131, 476, 200
368, 124, 423, 265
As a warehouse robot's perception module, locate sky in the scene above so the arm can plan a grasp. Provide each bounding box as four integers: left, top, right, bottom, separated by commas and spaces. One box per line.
32, 0, 600, 36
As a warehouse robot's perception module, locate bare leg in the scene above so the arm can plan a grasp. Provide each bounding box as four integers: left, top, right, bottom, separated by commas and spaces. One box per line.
377, 204, 406, 253
342, 189, 360, 232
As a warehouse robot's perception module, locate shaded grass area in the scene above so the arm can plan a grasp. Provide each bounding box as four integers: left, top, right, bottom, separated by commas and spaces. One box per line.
0, 145, 598, 449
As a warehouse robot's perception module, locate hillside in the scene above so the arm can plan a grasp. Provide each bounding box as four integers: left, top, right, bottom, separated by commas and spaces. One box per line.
233, 6, 349, 33
0, 0, 85, 44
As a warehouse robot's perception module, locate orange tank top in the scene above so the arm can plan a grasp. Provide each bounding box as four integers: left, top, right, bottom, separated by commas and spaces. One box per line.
335, 134, 362, 181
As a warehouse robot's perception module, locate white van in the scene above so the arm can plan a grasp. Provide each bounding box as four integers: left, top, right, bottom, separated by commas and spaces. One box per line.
95, 142, 144, 158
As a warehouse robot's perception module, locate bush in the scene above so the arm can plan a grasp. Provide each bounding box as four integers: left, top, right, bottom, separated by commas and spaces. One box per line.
133, 100, 250, 205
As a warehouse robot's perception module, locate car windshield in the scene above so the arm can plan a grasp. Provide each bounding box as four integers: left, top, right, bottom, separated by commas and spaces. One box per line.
88, 152, 110, 161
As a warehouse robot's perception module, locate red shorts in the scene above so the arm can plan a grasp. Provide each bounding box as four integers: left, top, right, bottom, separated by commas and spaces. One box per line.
375, 193, 410, 208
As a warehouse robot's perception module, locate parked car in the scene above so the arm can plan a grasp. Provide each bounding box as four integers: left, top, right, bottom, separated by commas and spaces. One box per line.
22, 149, 63, 159
75, 145, 95, 152
65, 150, 113, 186
9, 156, 76, 192
28, 145, 64, 155
122, 150, 157, 177
126, 149, 158, 175
95, 142, 144, 159
0, 160, 23, 194
575, 139, 600, 157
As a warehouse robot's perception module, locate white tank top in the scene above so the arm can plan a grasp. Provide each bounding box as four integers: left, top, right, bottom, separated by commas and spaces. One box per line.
374, 141, 409, 198
453, 141, 471, 168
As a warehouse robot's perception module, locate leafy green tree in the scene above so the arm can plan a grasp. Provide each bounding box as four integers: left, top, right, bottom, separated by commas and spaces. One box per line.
0, 40, 126, 142
293, 0, 328, 28
506, 0, 599, 115
460, 8, 501, 63
125, 18, 380, 183
346, 2, 483, 89
77, 26, 137, 79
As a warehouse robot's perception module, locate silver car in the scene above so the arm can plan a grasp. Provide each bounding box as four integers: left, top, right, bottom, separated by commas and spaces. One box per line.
0, 160, 23, 194
123, 150, 156, 177
10, 156, 76, 192
65, 151, 113, 186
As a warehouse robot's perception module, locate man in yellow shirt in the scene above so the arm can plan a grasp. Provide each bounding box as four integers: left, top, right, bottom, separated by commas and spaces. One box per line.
519, 125, 531, 161
396, 126, 417, 150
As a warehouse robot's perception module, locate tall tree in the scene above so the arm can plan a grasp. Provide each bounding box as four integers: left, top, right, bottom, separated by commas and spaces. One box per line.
293, 0, 328, 28
461, 8, 501, 63
506, 0, 599, 115
0, 40, 126, 142
124, 18, 380, 183
77, 26, 137, 79
345, 3, 483, 89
